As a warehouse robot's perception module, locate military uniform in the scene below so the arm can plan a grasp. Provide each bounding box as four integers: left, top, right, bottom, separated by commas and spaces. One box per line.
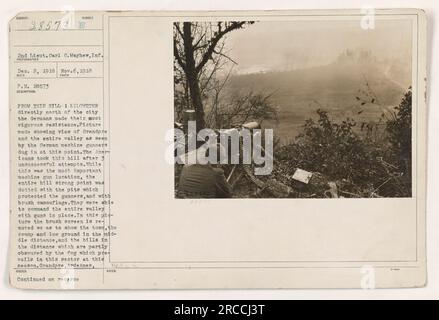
177, 164, 233, 198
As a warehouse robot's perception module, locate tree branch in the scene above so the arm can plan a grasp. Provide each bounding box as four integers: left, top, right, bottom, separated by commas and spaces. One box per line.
173, 39, 186, 72
213, 48, 238, 65
174, 23, 184, 38
195, 22, 246, 74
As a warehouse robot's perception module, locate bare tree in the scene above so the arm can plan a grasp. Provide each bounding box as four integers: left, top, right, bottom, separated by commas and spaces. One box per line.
216, 90, 278, 128
173, 22, 253, 128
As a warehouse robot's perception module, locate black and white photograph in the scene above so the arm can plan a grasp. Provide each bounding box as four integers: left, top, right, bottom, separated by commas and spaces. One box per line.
174, 19, 413, 198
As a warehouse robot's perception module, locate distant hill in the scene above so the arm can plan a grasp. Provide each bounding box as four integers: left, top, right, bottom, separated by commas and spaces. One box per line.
224, 51, 411, 143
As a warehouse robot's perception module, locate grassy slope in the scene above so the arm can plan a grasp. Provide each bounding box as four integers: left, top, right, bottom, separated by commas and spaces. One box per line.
226, 61, 408, 143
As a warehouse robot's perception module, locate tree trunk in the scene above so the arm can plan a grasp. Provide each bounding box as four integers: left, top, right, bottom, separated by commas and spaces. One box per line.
183, 22, 205, 128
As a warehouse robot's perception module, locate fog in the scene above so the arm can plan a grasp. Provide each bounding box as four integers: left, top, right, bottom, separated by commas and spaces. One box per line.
225, 19, 413, 75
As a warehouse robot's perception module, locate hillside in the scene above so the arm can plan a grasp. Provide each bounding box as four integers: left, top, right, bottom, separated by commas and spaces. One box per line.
225, 52, 410, 143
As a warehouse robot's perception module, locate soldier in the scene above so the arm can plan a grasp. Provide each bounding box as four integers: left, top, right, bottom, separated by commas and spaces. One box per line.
176, 141, 233, 198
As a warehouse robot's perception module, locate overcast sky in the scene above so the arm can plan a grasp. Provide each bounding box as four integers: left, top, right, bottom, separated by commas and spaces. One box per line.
223, 19, 413, 74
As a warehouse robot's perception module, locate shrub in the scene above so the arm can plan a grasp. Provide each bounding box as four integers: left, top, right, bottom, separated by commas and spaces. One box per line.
274, 89, 412, 197
285, 109, 377, 185
385, 88, 412, 179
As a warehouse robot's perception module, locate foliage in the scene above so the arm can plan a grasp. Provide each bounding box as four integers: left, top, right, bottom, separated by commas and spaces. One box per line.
385, 88, 412, 177
206, 91, 278, 128
277, 109, 379, 186
274, 89, 412, 197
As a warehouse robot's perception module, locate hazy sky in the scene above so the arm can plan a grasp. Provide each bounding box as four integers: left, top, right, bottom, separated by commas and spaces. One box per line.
224, 19, 413, 74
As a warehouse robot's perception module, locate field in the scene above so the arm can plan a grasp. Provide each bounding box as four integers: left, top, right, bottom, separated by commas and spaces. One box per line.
225, 58, 409, 144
